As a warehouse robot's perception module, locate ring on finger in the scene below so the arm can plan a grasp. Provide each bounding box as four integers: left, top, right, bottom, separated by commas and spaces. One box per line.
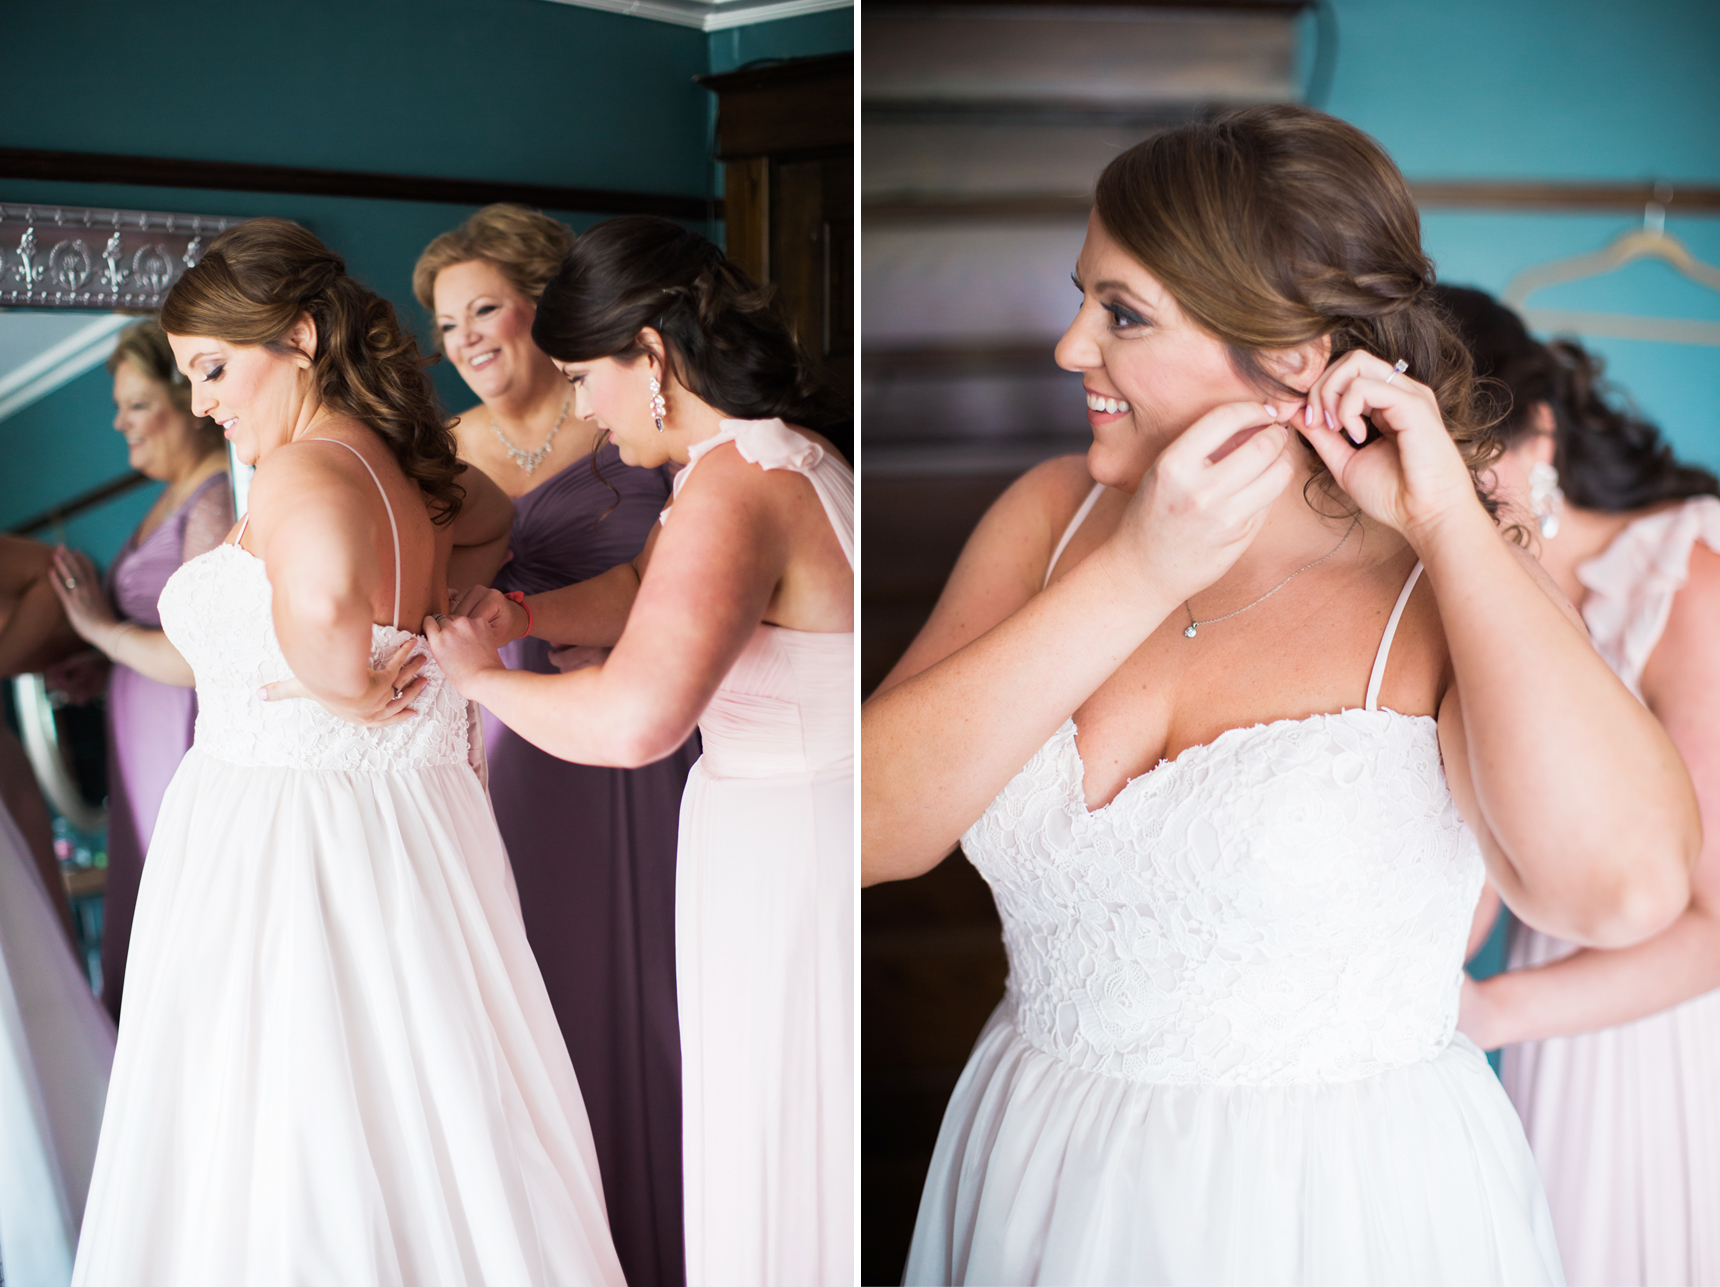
1382, 358, 1409, 385
64, 576, 77, 589
391, 686, 404, 701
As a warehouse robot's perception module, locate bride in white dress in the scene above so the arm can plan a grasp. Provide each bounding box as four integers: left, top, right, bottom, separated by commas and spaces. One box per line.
862, 105, 1699, 1285
71, 219, 624, 1286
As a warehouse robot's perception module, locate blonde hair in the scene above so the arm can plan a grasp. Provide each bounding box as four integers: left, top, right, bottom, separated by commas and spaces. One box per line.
413, 204, 575, 342
107, 319, 223, 447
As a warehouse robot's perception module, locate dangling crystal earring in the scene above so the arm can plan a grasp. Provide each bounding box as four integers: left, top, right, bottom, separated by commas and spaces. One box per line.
648, 376, 666, 433
1529, 461, 1564, 539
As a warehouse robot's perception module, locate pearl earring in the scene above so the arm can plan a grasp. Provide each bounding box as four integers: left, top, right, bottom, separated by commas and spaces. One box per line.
648, 376, 665, 433
1529, 461, 1563, 539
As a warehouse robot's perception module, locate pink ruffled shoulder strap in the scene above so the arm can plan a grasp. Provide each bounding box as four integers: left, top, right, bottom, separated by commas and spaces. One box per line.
659, 418, 853, 567
1576, 494, 1720, 698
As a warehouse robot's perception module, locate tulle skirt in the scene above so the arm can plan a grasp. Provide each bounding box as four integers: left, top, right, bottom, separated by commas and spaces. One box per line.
71, 748, 623, 1287
0, 800, 114, 1286
905, 1003, 1563, 1286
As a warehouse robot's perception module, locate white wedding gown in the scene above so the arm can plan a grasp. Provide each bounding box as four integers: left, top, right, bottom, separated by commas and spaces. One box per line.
72, 445, 624, 1286
904, 490, 1563, 1285
0, 797, 113, 1287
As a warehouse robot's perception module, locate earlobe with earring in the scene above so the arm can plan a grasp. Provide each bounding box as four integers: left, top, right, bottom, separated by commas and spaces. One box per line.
1529, 461, 1564, 539
648, 376, 666, 433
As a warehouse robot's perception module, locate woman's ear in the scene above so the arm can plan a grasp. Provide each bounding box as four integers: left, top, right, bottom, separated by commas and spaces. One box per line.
1260, 334, 1332, 394
636, 326, 667, 371
284, 314, 318, 369
1527, 403, 1557, 465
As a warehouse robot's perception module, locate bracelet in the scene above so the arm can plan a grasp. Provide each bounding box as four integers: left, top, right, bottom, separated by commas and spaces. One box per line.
504, 591, 534, 642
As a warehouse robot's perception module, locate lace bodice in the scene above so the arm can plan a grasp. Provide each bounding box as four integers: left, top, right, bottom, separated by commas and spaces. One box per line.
158, 544, 471, 772
963, 709, 1484, 1088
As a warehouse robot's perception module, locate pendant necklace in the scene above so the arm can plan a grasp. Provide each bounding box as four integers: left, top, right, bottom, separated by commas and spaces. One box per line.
490, 395, 570, 475
1183, 515, 1361, 639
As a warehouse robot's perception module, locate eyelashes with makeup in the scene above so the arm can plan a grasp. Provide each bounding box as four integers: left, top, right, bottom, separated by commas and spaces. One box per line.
1103, 302, 1148, 330
437, 303, 499, 334
201, 365, 224, 382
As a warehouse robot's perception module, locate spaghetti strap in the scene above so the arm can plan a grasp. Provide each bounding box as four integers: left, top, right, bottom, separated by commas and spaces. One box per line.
311, 439, 402, 630
233, 513, 251, 544
1044, 483, 1105, 591
1365, 561, 1424, 712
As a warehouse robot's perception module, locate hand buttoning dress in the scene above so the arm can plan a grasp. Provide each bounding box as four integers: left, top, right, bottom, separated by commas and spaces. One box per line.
668, 419, 853, 1287
100, 470, 231, 1020
72, 444, 623, 1287
486, 442, 697, 1287
904, 489, 1563, 1286
1502, 494, 1720, 1287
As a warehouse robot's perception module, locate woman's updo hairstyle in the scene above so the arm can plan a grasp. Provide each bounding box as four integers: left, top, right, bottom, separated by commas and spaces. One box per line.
160, 218, 463, 523
531, 215, 850, 459
107, 318, 223, 450
412, 203, 575, 335
1095, 104, 1493, 500
1433, 284, 1720, 511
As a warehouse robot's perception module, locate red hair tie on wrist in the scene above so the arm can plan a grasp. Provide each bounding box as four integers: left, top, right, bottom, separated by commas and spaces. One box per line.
504, 591, 534, 641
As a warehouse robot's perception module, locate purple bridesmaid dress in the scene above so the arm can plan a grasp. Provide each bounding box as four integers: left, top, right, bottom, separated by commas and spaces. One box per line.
100, 471, 231, 1021
488, 442, 697, 1287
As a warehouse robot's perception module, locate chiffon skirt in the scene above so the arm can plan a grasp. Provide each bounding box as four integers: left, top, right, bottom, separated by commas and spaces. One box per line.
677, 758, 853, 1287
1503, 926, 1720, 1285
0, 801, 114, 1286
71, 748, 624, 1287
905, 1004, 1564, 1286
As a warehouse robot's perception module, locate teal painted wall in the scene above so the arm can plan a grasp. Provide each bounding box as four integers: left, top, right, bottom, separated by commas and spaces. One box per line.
0, 0, 852, 566
1310, 0, 1720, 475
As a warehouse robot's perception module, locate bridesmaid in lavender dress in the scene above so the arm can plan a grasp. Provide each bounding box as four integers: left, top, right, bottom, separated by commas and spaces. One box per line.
50, 320, 231, 1021
417, 206, 697, 1287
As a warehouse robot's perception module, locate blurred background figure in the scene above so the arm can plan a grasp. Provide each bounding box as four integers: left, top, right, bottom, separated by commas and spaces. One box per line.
860, 2, 1720, 1279
1440, 284, 1720, 1287
415, 205, 697, 1287
45, 321, 231, 1024
0, 550, 116, 1287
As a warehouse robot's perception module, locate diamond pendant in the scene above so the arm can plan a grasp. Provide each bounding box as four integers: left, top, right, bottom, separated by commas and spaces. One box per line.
1183, 623, 1198, 638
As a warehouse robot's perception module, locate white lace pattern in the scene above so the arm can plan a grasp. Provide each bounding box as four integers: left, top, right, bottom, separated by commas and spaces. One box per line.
158, 544, 470, 772
961, 708, 1484, 1087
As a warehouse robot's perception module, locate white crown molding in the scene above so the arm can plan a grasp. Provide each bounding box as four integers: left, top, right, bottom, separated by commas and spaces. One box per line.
538, 0, 850, 33
0, 313, 131, 424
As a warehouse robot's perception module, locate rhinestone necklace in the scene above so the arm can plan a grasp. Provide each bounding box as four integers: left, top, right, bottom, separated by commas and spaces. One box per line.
1183, 515, 1361, 638
489, 395, 570, 475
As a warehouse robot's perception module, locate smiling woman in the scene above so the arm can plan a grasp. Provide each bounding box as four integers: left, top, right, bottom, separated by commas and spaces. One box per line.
861, 104, 1699, 1286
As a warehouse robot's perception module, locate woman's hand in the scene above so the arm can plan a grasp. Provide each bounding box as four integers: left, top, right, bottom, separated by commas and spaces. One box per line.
48, 548, 121, 644
257, 638, 426, 727
1456, 974, 1507, 1050
44, 649, 111, 705
1102, 401, 1299, 604
450, 585, 530, 647
1300, 350, 1482, 542
424, 612, 507, 698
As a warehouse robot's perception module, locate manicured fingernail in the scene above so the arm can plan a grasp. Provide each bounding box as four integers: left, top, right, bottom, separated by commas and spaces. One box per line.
1263, 403, 1278, 420
1324, 410, 1336, 430
1348, 423, 1365, 445
255, 687, 268, 702
1303, 404, 1314, 427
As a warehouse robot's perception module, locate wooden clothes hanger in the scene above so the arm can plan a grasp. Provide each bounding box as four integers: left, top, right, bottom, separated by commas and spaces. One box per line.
1502, 184, 1720, 347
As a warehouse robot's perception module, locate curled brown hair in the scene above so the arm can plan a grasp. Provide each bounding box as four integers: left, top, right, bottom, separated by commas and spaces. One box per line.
160, 218, 463, 523
107, 319, 224, 449
1095, 104, 1495, 507
412, 204, 575, 340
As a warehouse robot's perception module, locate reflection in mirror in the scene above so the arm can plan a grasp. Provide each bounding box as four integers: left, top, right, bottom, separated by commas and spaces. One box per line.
2, 207, 246, 1006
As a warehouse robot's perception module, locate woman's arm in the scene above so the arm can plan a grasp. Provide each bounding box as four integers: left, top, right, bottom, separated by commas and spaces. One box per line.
863, 403, 1300, 886
428, 445, 808, 767
250, 445, 425, 725
1305, 353, 1697, 950
0, 535, 82, 676
445, 463, 515, 593
1460, 541, 1720, 1046
49, 548, 195, 687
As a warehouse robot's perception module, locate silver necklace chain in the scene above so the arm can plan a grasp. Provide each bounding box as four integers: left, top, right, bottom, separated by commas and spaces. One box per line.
1183, 516, 1361, 639
489, 395, 570, 475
